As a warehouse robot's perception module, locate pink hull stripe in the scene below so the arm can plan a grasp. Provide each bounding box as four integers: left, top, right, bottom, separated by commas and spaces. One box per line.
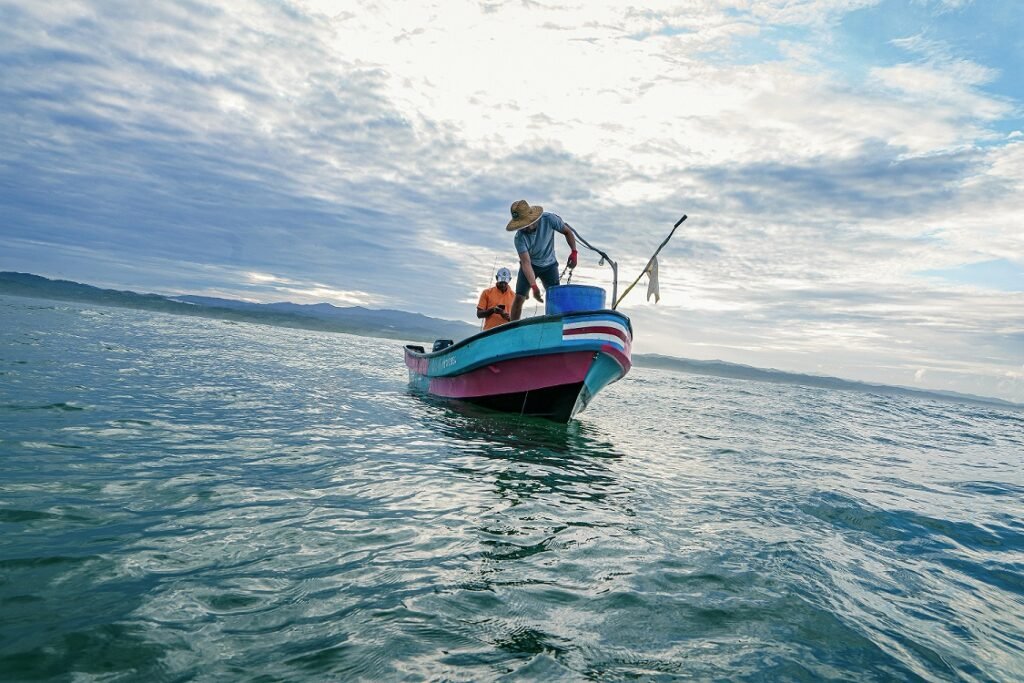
602, 344, 632, 373
407, 355, 428, 374
425, 351, 597, 399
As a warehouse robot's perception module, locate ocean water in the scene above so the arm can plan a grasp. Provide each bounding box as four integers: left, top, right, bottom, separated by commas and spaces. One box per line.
1, 294, 1022, 682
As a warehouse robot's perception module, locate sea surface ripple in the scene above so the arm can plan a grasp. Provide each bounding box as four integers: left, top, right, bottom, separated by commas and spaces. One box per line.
1, 295, 1022, 681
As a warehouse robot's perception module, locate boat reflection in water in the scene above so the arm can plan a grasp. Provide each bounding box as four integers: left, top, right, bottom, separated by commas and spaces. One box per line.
405, 392, 639, 664
404, 285, 631, 423
409, 392, 632, 517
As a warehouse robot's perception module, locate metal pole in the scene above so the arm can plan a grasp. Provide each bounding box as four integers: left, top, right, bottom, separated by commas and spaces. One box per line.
567, 225, 618, 308
611, 260, 618, 309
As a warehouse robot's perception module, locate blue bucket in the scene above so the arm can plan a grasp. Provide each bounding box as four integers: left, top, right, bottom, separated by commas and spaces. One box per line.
545, 284, 606, 315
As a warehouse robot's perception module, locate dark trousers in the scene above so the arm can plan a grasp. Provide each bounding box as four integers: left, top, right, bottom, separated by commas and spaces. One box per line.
515, 262, 560, 297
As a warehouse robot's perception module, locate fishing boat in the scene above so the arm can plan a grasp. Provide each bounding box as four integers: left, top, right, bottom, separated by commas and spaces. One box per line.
404, 285, 631, 422
404, 214, 685, 422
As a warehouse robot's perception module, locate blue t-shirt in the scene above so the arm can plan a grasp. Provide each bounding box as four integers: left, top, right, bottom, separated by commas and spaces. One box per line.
513, 212, 565, 268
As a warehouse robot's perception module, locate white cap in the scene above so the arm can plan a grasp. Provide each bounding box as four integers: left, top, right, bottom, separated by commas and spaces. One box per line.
496, 267, 512, 283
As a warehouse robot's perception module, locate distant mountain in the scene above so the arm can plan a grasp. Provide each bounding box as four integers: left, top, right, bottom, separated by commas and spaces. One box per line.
4, 271, 1019, 410
633, 354, 1022, 411
172, 295, 478, 340
0, 272, 477, 342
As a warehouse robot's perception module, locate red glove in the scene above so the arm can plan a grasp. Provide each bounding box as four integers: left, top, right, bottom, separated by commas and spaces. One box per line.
567, 249, 578, 269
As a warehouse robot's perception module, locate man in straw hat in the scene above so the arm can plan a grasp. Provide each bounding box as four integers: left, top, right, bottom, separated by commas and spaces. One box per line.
506, 199, 578, 321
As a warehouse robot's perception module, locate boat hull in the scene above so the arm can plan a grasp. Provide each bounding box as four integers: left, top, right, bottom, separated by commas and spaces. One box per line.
456, 381, 587, 423
405, 310, 631, 422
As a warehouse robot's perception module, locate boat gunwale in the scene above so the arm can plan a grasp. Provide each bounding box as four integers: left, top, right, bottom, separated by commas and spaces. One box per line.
404, 308, 633, 360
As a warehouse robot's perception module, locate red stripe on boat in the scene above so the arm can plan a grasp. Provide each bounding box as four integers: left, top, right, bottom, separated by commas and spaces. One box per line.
426, 351, 597, 398
562, 326, 631, 343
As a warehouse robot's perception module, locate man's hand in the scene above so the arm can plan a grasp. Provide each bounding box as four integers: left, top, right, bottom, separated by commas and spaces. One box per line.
567, 249, 578, 269
500, 310, 511, 321
531, 283, 544, 303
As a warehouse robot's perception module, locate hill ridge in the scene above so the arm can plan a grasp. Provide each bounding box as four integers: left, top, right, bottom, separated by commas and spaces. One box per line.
0, 271, 477, 342
3, 271, 1018, 411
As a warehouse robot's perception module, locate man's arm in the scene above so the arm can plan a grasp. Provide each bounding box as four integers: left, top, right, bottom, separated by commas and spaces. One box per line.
477, 291, 496, 318
563, 224, 578, 268
562, 224, 577, 250
518, 251, 543, 302
518, 251, 536, 289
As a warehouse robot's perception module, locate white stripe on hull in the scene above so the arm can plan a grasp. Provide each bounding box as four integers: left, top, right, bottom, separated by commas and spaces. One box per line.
562, 319, 631, 338
562, 332, 628, 347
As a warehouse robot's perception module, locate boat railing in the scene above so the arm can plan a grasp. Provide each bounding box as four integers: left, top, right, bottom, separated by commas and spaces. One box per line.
566, 226, 618, 305
571, 214, 686, 310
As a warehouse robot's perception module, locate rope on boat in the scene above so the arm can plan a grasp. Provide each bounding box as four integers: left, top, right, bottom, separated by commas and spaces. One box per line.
567, 226, 613, 265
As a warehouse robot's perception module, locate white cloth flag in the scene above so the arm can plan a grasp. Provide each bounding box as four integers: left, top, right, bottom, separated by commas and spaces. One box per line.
646, 256, 660, 303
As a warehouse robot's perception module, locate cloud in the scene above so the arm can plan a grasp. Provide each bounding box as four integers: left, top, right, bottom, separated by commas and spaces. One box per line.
870, 34, 1011, 128
0, 0, 1022, 402
931, 0, 974, 10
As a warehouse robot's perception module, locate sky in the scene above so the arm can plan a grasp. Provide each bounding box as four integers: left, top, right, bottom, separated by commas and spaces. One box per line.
1, 0, 1022, 403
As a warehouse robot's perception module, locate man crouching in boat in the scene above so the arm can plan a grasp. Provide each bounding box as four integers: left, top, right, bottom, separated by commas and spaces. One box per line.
477, 267, 515, 331
506, 199, 578, 321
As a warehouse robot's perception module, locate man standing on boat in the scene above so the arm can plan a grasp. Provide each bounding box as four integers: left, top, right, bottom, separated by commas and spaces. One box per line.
476, 267, 515, 331
506, 199, 578, 321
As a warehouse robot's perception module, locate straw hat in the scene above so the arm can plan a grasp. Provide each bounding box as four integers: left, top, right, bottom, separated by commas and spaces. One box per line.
505, 199, 543, 231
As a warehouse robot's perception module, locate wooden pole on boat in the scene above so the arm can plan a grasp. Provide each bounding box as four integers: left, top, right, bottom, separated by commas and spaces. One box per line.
612, 214, 687, 309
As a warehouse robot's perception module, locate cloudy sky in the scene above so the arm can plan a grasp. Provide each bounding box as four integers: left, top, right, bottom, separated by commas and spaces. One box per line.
1, 0, 1022, 402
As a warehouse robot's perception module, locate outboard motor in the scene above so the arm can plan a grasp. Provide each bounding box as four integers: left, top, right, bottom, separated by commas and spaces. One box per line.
432, 339, 454, 352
